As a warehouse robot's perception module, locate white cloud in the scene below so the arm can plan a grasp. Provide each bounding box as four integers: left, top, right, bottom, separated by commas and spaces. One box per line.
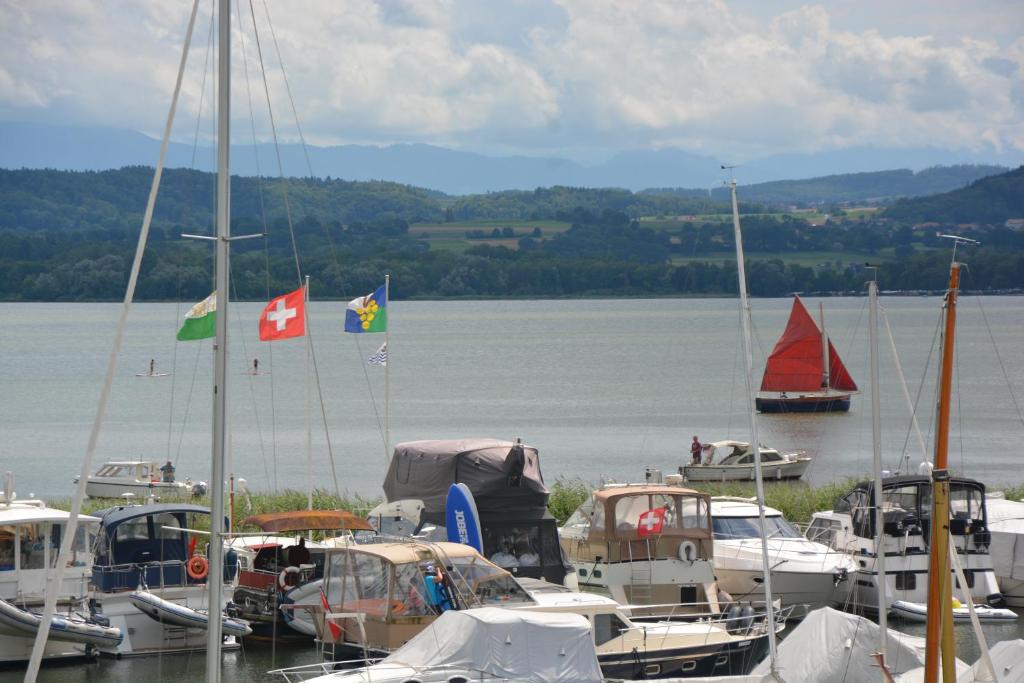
0, 0, 1020, 159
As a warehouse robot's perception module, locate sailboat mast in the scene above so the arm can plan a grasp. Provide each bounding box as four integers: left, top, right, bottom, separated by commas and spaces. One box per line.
923, 262, 961, 682
384, 272, 391, 459
728, 180, 779, 672
868, 277, 890, 674
205, 0, 231, 679
819, 302, 830, 391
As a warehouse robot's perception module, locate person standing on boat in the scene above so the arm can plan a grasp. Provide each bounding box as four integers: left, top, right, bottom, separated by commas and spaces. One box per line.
690, 436, 703, 465
149, 358, 156, 376
160, 460, 176, 483
253, 358, 259, 375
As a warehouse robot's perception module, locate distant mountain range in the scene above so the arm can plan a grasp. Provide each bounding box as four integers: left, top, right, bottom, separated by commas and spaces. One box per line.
2, 121, 1021, 195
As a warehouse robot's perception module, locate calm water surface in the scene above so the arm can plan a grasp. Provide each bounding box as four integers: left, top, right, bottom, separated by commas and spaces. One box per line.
1, 296, 1022, 680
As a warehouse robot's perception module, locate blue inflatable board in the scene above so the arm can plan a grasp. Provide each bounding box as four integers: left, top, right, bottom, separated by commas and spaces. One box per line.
445, 482, 484, 553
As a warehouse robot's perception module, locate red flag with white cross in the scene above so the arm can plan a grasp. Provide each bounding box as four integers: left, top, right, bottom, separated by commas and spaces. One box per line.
258, 286, 306, 341
637, 507, 666, 537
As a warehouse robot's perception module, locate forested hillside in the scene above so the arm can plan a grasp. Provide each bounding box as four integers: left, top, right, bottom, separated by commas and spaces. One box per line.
883, 166, 1024, 224
645, 165, 1007, 206
0, 166, 1022, 301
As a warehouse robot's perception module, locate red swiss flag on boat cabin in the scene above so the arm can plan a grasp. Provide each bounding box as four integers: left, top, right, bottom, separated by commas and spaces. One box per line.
258, 286, 306, 341
637, 507, 666, 537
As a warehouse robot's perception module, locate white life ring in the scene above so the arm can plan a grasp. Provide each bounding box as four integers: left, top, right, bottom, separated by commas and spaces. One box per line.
278, 565, 301, 591
678, 540, 697, 562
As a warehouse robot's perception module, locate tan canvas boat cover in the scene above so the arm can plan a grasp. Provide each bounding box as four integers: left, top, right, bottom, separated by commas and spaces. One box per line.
382, 439, 548, 515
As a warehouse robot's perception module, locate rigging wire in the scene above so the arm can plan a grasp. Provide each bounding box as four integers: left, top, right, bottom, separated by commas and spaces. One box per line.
967, 273, 1024, 429
169, 1, 216, 468
258, 0, 391, 455
236, 0, 279, 490
879, 303, 928, 467
247, 0, 341, 496
894, 307, 943, 473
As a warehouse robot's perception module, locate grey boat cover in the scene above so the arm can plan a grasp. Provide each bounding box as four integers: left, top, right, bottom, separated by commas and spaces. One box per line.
382, 607, 602, 683
382, 438, 548, 515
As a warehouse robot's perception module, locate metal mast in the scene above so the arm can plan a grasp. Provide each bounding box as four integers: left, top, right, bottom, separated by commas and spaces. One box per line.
728, 180, 779, 674
868, 274, 891, 677
204, 0, 231, 678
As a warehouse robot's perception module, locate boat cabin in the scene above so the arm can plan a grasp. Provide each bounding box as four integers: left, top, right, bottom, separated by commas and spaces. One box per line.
705, 441, 787, 466
91, 503, 236, 592
560, 485, 716, 606
0, 501, 98, 600
93, 461, 162, 481
807, 475, 990, 551
315, 540, 533, 654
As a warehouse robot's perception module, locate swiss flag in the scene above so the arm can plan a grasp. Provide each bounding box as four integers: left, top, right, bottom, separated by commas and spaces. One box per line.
320, 587, 342, 640
637, 507, 666, 538
259, 286, 306, 341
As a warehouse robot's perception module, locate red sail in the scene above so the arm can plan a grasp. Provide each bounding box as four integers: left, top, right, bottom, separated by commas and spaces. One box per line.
827, 340, 858, 391
760, 296, 857, 393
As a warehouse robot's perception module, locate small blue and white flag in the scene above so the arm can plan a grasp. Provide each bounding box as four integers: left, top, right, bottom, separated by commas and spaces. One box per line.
367, 342, 387, 366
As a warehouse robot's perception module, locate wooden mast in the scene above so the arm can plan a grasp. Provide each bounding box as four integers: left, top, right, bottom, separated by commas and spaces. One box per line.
923, 262, 961, 682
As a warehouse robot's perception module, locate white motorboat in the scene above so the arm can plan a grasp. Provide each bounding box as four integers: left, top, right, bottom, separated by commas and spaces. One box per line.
710, 497, 857, 617
681, 441, 811, 482
985, 492, 1024, 608
0, 474, 120, 664
75, 460, 206, 499
805, 474, 1005, 613
88, 503, 243, 656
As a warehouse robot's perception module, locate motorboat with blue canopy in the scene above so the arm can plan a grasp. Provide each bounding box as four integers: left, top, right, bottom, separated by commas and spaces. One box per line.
89, 503, 243, 656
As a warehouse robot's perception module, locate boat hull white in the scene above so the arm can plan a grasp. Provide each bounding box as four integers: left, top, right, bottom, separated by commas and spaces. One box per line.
714, 567, 851, 617
682, 459, 810, 482
84, 479, 192, 499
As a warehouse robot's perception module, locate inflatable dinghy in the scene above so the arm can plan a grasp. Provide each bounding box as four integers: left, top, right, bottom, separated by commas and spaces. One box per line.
0, 598, 123, 648
891, 599, 1018, 623
129, 591, 252, 637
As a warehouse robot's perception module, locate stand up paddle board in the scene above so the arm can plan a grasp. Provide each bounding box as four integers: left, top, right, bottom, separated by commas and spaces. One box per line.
445, 482, 483, 553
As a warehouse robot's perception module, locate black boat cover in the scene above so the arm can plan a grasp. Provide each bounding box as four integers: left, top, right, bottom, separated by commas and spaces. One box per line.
382, 438, 548, 515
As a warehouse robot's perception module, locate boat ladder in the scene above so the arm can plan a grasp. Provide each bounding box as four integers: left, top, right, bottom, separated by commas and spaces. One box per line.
627, 540, 654, 603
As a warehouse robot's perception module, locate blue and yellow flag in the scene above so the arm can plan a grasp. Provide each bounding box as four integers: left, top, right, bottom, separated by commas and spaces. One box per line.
344, 284, 387, 333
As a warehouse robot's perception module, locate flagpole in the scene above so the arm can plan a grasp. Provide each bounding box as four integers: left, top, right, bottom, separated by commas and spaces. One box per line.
305, 275, 312, 511
384, 273, 391, 463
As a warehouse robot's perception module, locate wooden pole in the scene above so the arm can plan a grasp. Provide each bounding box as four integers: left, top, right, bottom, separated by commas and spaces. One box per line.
923, 262, 961, 682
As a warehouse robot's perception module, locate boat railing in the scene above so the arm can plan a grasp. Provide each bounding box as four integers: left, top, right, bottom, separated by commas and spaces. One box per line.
626, 599, 796, 627
92, 556, 238, 592
268, 661, 497, 682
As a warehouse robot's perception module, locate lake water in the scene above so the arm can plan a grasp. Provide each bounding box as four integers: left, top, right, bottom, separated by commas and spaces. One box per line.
2, 295, 1023, 681
2, 296, 1022, 501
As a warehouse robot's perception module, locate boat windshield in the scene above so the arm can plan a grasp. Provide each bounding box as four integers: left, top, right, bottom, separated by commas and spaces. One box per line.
712, 515, 801, 540
614, 493, 708, 532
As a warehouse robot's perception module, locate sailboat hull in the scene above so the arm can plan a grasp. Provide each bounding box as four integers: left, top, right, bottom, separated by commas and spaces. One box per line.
755, 393, 852, 413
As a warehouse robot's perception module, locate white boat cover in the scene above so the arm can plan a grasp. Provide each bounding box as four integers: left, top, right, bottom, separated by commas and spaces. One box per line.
380, 607, 602, 683
893, 639, 1024, 682
749, 607, 927, 682
986, 496, 1024, 581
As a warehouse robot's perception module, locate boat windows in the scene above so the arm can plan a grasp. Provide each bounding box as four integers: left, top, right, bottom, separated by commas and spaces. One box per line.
894, 571, 916, 591
950, 486, 983, 523
483, 525, 540, 569
562, 503, 593, 539
19, 523, 46, 569
593, 612, 629, 646
0, 525, 14, 570
712, 516, 801, 540
391, 562, 432, 617
806, 518, 840, 545
614, 494, 708, 533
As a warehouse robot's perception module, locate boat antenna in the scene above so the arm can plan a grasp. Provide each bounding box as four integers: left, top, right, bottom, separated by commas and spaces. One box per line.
936, 233, 979, 265
727, 178, 780, 677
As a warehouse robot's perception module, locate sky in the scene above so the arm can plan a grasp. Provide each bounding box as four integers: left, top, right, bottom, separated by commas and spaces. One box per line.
1, 0, 1022, 163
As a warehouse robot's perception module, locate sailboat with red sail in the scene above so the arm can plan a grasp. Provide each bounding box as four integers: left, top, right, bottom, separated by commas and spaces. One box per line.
755, 296, 858, 413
